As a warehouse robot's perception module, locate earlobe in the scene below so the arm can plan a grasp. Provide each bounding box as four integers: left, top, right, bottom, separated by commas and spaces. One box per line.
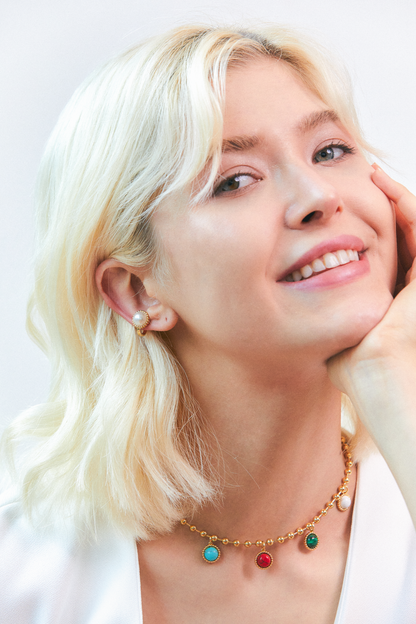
95, 259, 179, 333
145, 302, 179, 331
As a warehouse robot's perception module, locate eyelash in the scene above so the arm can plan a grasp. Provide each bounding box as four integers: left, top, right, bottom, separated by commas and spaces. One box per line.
213, 170, 258, 197
313, 140, 356, 163
213, 140, 356, 197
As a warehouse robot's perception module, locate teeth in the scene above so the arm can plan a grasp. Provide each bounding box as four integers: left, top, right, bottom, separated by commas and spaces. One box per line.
285, 249, 360, 282
322, 252, 339, 269
347, 249, 359, 261
300, 264, 313, 278
335, 250, 350, 265
311, 258, 326, 272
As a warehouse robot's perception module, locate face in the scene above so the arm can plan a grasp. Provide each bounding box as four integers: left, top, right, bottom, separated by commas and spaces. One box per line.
152, 58, 396, 369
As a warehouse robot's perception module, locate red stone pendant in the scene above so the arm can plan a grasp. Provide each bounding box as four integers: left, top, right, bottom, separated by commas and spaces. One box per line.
255, 550, 273, 569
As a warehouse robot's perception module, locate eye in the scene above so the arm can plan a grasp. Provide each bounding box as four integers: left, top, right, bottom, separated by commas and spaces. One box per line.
314, 142, 355, 163
214, 173, 258, 196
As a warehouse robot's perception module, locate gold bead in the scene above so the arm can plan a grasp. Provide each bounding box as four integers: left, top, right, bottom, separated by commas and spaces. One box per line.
233, 540, 240, 547
327, 502, 334, 508
320, 509, 327, 515
200, 531, 207, 537
277, 537, 284, 543
190, 525, 196, 531
341, 436, 346, 444
180, 519, 187, 525
342, 445, 349, 452
345, 469, 352, 475
256, 540, 263, 547
288, 533, 294, 539
342, 477, 349, 484
347, 461, 353, 467
266, 539, 274, 546
222, 538, 229, 545
211, 535, 218, 541
297, 528, 304, 535
306, 523, 314, 530
346, 452, 352, 459
244, 541, 252, 548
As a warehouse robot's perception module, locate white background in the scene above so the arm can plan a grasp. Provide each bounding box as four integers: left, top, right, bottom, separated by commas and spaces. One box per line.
1, 0, 415, 428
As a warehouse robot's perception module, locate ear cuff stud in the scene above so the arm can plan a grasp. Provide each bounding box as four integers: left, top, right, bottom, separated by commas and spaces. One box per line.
132, 310, 151, 336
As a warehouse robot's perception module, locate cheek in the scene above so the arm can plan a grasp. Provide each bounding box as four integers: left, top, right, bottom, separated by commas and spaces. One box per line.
365, 186, 395, 235
165, 211, 267, 283
154, 218, 234, 306
154, 210, 275, 337
346, 177, 397, 281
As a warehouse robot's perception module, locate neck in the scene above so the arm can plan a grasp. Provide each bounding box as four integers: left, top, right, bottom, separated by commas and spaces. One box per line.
174, 342, 349, 539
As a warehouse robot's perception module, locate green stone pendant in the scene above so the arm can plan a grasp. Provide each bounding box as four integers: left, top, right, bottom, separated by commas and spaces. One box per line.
304, 532, 319, 550
202, 542, 221, 563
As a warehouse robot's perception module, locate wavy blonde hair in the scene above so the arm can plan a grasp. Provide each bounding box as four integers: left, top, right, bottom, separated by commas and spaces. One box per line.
2, 24, 370, 538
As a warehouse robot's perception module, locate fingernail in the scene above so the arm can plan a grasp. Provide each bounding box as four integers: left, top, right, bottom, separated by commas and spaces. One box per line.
371, 162, 381, 170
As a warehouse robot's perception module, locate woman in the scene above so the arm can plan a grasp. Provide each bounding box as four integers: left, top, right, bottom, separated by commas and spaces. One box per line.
1, 24, 416, 623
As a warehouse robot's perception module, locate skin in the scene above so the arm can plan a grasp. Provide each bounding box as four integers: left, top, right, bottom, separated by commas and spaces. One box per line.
96, 58, 416, 623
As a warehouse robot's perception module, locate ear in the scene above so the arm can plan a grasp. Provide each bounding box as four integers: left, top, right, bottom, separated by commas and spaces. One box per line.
95, 259, 178, 332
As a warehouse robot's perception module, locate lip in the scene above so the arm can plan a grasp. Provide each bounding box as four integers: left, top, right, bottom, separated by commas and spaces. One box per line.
277, 235, 366, 282
281, 253, 370, 290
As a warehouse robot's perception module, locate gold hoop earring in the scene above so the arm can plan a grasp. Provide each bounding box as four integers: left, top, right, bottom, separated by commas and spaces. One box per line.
132, 310, 150, 336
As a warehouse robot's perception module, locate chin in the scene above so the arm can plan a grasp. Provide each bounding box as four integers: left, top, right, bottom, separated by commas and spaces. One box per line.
325, 289, 394, 357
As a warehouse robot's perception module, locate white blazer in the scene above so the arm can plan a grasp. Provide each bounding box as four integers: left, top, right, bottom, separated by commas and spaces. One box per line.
1, 453, 416, 623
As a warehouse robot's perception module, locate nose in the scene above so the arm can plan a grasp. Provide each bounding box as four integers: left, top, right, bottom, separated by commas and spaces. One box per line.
283, 165, 342, 229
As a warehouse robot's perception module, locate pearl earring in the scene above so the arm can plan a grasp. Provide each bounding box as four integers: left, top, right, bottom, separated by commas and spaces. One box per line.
132, 310, 150, 336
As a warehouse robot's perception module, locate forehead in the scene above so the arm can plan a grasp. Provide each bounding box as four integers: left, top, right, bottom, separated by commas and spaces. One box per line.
223, 58, 330, 141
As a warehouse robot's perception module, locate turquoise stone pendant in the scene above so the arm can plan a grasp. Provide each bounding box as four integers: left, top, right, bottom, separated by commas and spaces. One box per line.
304, 532, 319, 550
202, 542, 221, 563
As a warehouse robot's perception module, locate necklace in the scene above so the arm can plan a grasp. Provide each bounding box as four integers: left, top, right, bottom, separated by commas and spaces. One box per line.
181, 436, 353, 569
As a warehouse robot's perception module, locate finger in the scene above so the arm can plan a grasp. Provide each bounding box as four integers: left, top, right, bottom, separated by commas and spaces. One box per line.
405, 259, 416, 286
397, 219, 413, 273
371, 164, 416, 216
371, 165, 416, 258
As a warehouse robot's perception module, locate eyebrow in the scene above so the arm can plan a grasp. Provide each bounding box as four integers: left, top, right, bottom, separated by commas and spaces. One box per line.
296, 109, 341, 134
221, 135, 261, 153
220, 109, 341, 154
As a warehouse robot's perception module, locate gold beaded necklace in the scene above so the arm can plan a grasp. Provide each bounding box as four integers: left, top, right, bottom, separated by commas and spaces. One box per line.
181, 436, 353, 569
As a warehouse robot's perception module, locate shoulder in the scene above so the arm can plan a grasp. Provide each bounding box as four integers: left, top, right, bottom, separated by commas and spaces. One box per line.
336, 451, 416, 623
354, 451, 416, 571
0, 489, 142, 624
358, 450, 414, 530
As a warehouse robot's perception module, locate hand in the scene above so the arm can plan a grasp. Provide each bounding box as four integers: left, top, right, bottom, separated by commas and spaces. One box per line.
326, 167, 416, 524
327, 166, 416, 402
372, 164, 416, 290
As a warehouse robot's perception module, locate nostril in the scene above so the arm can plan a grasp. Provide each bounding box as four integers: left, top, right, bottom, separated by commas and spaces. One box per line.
302, 210, 323, 224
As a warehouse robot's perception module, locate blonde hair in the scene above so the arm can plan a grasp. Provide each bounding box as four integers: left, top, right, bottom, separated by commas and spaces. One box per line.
2, 24, 369, 538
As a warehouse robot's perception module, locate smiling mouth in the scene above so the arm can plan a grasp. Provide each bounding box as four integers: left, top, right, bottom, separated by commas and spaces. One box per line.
284, 249, 361, 282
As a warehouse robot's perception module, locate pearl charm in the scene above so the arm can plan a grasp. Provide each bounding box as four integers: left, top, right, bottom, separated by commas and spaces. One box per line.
132, 310, 150, 336
337, 495, 351, 512
132, 311, 148, 326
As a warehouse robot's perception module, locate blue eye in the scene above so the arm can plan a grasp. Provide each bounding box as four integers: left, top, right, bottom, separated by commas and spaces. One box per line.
214, 173, 257, 196
314, 142, 355, 163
